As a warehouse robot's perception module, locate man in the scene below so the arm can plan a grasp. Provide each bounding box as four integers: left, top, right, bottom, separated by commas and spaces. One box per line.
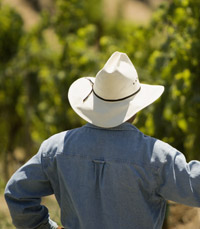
5, 52, 200, 228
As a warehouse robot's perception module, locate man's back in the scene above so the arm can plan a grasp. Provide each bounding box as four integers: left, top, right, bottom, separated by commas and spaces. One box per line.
42, 122, 168, 228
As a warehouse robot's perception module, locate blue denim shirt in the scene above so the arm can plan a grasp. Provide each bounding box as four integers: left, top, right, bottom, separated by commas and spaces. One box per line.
5, 122, 200, 228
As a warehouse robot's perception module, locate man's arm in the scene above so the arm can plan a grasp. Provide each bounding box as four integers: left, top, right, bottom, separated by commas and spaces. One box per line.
153, 140, 200, 207
4, 142, 59, 229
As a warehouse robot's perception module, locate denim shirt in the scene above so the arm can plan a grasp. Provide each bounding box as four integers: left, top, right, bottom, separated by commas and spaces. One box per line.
5, 122, 200, 229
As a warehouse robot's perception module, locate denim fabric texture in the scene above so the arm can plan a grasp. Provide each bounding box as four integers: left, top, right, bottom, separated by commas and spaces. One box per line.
4, 122, 200, 228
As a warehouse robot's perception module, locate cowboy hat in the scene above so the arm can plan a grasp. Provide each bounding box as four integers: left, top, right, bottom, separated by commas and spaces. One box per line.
68, 51, 164, 128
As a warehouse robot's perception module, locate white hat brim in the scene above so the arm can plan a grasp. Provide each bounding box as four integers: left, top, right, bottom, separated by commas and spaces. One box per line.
68, 77, 164, 128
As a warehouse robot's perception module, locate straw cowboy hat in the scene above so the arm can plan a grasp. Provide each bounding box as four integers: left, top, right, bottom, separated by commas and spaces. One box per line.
68, 51, 164, 128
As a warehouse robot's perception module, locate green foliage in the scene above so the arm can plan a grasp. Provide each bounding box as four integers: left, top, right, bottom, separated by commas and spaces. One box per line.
54, 0, 104, 38
0, 0, 200, 182
0, 3, 23, 63
143, 0, 200, 159
0, 3, 24, 178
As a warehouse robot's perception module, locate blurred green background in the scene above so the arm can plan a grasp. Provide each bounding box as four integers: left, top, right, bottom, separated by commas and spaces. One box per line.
0, 0, 200, 228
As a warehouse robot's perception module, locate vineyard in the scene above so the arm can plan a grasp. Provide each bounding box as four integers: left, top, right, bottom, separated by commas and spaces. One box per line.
0, 0, 200, 228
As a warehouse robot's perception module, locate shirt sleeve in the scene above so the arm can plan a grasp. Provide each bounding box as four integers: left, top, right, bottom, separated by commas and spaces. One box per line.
153, 140, 200, 207
4, 141, 58, 229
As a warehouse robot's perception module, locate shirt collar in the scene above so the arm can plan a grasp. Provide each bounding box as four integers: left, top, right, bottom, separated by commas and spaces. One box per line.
84, 122, 138, 131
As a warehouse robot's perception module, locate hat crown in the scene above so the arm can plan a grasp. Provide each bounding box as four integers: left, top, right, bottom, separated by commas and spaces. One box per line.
94, 52, 140, 100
